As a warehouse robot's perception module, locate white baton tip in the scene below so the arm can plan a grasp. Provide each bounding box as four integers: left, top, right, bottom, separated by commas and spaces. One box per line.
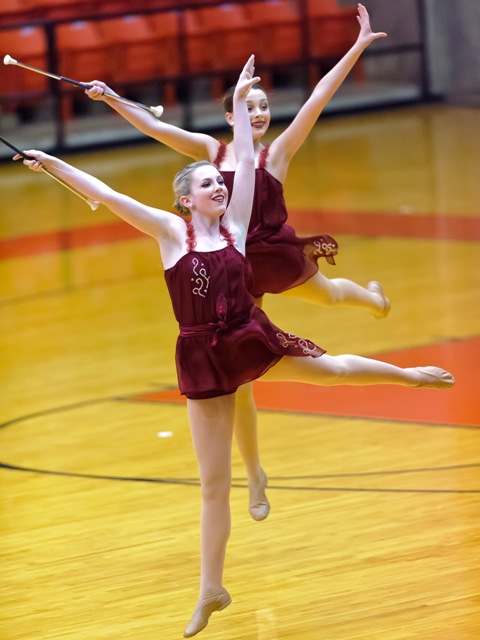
151, 105, 164, 118
3, 54, 17, 65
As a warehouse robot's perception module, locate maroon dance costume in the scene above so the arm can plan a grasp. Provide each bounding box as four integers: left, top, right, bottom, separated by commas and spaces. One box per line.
214, 143, 338, 298
164, 222, 325, 400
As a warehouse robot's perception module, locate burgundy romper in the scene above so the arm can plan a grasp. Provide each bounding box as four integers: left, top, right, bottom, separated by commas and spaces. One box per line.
214, 142, 338, 298
164, 225, 325, 400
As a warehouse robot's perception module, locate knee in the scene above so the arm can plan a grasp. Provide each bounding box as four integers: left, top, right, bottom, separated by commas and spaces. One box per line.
323, 280, 342, 306
201, 472, 231, 503
309, 274, 342, 306
316, 354, 349, 384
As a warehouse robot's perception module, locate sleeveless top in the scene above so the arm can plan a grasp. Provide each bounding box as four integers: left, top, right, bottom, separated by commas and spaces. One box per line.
214, 141, 338, 298
163, 221, 325, 399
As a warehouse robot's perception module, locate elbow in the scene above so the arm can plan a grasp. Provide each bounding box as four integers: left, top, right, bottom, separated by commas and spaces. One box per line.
240, 156, 255, 173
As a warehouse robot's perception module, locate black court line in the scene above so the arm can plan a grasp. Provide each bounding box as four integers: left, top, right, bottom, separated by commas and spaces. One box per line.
1, 384, 478, 432
1, 392, 478, 495
1, 462, 479, 495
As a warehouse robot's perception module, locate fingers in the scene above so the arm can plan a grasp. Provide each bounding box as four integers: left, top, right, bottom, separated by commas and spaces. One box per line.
84, 80, 107, 98
244, 53, 255, 70
240, 54, 256, 78
247, 75, 261, 89
24, 159, 43, 171
20, 149, 45, 171
357, 3, 387, 39
23, 159, 43, 171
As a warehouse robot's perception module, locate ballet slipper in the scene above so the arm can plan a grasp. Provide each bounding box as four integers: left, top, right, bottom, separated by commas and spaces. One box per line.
183, 587, 232, 638
415, 366, 455, 389
249, 468, 270, 521
368, 281, 391, 319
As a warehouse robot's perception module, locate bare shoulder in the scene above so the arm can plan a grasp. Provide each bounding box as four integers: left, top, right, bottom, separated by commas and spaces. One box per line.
163, 211, 188, 239
157, 214, 189, 269
259, 137, 288, 183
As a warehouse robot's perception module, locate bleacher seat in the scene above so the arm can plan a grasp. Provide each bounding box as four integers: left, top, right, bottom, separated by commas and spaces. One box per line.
20, 0, 94, 21
183, 4, 255, 98
0, 0, 32, 23
96, 15, 159, 84
55, 20, 110, 117
306, 0, 361, 85
0, 25, 48, 115
245, 0, 302, 65
149, 11, 181, 105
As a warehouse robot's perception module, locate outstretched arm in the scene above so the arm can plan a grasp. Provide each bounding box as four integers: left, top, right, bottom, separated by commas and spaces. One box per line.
223, 55, 260, 241
15, 151, 183, 245
85, 81, 221, 162
268, 3, 387, 181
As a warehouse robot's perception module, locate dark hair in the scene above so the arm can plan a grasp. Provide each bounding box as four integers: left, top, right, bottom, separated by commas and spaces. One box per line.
221, 84, 268, 114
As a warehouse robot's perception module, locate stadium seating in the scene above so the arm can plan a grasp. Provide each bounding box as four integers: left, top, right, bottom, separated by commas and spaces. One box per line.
306, 0, 361, 85
0, 25, 49, 115
55, 20, 110, 118
245, 0, 302, 65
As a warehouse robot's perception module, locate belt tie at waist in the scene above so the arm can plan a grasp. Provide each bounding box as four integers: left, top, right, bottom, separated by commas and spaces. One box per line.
179, 295, 252, 346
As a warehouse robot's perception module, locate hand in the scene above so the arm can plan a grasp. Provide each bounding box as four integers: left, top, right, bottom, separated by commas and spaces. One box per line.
12, 149, 52, 172
84, 80, 118, 100
356, 3, 387, 45
234, 54, 261, 101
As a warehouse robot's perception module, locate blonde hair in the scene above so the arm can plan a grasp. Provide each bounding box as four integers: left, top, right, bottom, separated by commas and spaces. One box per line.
173, 160, 214, 216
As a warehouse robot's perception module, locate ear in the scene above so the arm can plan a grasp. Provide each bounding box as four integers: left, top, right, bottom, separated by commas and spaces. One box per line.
225, 112, 234, 127
179, 195, 193, 210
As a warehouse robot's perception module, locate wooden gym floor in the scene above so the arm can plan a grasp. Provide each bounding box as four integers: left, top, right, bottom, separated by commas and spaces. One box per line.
1, 104, 479, 639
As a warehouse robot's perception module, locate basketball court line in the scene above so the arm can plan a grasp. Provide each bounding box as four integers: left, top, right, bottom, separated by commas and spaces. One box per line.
133, 337, 480, 428
1, 209, 479, 259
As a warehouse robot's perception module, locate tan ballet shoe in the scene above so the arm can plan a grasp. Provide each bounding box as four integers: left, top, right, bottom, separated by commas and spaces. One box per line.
415, 366, 455, 389
249, 468, 270, 521
368, 281, 391, 319
183, 587, 231, 638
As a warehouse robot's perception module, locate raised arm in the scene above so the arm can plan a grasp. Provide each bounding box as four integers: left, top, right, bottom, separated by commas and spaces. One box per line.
223, 55, 260, 240
15, 150, 186, 265
268, 3, 387, 181
85, 81, 220, 162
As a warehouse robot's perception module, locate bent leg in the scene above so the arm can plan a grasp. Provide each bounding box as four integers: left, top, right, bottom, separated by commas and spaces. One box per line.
234, 383, 261, 480
232, 295, 270, 520
234, 383, 270, 521
261, 353, 455, 389
281, 271, 390, 318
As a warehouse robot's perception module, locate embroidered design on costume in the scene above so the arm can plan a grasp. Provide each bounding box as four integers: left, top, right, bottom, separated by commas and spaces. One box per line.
313, 238, 336, 257
276, 332, 313, 355
191, 257, 210, 297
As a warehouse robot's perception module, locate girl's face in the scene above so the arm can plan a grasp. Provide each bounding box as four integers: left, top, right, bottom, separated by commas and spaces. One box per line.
226, 87, 271, 140
184, 165, 228, 218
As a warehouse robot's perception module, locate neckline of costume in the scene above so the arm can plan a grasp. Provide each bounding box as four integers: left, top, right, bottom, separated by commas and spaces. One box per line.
214, 141, 272, 173
164, 243, 245, 273
218, 165, 283, 187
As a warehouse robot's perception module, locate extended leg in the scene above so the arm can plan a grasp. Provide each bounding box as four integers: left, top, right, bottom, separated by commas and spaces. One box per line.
282, 271, 390, 318
262, 353, 455, 389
